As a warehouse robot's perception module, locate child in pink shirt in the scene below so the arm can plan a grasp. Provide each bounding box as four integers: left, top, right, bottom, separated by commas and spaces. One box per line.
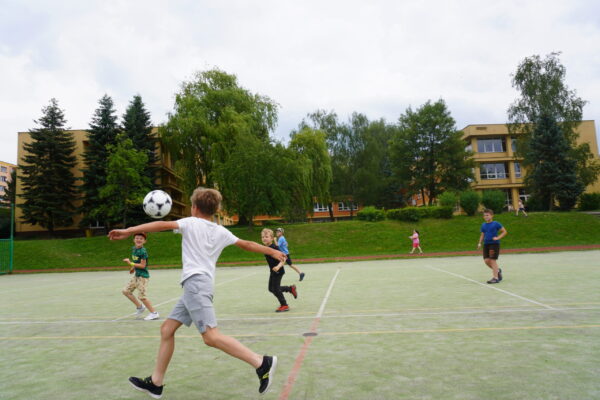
409, 229, 423, 254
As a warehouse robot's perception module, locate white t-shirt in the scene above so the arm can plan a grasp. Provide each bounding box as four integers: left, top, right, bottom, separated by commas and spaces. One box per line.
175, 217, 239, 284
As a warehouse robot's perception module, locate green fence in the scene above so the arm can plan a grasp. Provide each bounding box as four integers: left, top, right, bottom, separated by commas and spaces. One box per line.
0, 204, 14, 274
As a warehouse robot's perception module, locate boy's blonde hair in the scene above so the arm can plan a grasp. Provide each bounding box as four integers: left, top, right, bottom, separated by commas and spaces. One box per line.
483, 208, 494, 215
261, 228, 274, 238
190, 187, 222, 216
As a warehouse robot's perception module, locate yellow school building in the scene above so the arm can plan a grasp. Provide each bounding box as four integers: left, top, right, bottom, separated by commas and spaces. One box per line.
462, 120, 600, 210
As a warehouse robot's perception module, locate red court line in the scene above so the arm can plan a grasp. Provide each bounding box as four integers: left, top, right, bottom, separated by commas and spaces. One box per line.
12, 244, 600, 273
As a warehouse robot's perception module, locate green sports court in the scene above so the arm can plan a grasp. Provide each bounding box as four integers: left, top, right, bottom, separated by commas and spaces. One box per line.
1, 250, 599, 399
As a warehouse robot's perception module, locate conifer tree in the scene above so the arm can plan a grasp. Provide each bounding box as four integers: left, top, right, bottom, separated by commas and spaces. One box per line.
80, 94, 119, 227
20, 99, 77, 235
122, 95, 157, 186
526, 114, 583, 210
1, 169, 17, 205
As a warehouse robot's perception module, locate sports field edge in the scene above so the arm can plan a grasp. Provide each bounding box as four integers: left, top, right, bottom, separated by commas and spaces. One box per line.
11, 244, 600, 274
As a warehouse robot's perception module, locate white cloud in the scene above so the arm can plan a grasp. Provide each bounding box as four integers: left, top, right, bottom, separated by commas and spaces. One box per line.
1, 0, 600, 164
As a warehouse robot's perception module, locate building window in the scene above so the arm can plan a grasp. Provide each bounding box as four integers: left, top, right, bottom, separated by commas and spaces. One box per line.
338, 202, 358, 211
519, 189, 530, 203
480, 163, 508, 180
0, 176, 6, 182
0, 186, 4, 192
0, 166, 6, 173
511, 138, 517, 153
477, 138, 505, 153
514, 162, 521, 178
313, 202, 329, 212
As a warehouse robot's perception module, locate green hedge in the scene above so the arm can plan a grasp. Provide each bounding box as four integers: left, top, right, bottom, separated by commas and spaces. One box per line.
387, 206, 453, 222
459, 191, 480, 216
482, 190, 506, 214
579, 193, 600, 211
356, 206, 386, 222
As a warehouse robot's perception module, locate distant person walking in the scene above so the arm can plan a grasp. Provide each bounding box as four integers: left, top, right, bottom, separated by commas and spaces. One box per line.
409, 229, 423, 254
276, 228, 305, 281
516, 200, 528, 217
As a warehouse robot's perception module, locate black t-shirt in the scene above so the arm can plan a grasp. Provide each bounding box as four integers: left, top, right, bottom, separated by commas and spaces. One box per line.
265, 244, 284, 275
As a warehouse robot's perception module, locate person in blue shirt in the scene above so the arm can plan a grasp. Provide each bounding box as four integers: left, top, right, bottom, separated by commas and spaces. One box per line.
477, 209, 508, 284
276, 228, 305, 281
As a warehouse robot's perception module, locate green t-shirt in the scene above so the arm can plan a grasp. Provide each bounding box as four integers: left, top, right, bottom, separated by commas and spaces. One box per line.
131, 246, 149, 278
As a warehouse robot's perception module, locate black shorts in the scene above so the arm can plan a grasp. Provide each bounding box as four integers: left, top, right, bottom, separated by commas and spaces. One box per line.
483, 244, 500, 260
285, 254, 293, 266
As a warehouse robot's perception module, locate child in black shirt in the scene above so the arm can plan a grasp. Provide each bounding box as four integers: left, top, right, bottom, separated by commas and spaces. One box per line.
261, 228, 297, 312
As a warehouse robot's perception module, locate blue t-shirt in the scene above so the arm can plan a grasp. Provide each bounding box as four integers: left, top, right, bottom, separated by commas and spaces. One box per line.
481, 221, 503, 244
277, 236, 289, 255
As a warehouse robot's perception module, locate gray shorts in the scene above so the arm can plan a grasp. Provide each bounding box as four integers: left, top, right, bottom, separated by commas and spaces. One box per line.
168, 274, 217, 333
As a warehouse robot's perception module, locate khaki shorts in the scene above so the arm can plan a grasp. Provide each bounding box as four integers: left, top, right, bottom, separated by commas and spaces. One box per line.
123, 276, 149, 300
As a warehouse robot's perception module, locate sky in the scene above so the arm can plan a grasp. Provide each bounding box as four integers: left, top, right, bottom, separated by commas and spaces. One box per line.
2, 0, 600, 165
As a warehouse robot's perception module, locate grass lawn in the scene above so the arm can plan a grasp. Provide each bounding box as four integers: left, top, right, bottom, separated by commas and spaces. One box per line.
11, 211, 600, 271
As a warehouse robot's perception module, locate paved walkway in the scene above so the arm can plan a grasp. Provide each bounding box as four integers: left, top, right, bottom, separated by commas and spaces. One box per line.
12, 244, 600, 274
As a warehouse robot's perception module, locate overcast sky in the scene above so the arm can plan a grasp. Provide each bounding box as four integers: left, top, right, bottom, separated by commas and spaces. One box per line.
2, 0, 600, 165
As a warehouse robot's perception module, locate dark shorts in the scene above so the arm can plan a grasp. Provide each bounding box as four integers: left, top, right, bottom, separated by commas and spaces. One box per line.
285, 254, 293, 266
483, 243, 500, 260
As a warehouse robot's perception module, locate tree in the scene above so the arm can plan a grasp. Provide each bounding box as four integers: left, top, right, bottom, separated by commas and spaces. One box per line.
159, 69, 278, 197
96, 135, 151, 227
19, 99, 78, 235
1, 169, 17, 204
525, 114, 583, 210
390, 99, 474, 205
508, 52, 600, 189
122, 95, 157, 186
213, 134, 297, 226
288, 127, 332, 208
80, 94, 119, 227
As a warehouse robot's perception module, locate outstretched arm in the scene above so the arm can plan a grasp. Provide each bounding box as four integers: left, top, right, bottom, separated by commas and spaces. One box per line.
108, 221, 179, 241
235, 239, 287, 263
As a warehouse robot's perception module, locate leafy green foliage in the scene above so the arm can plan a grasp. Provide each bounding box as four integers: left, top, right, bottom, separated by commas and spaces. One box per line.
19, 99, 78, 234
390, 99, 474, 205
508, 52, 599, 192
387, 207, 420, 222
578, 193, 600, 211
437, 191, 458, 208
357, 206, 386, 222
122, 95, 157, 187
96, 135, 151, 227
1, 169, 16, 205
481, 190, 506, 214
459, 191, 480, 216
159, 69, 278, 197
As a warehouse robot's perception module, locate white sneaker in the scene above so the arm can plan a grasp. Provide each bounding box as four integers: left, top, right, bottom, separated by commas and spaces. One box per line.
144, 312, 159, 321
135, 305, 145, 316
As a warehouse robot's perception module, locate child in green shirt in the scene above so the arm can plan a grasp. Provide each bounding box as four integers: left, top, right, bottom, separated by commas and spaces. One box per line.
122, 232, 159, 320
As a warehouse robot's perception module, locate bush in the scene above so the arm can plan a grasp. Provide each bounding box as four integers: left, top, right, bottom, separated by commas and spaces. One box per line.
459, 191, 480, 216
525, 194, 549, 212
579, 193, 600, 211
386, 207, 420, 222
430, 206, 454, 219
0, 207, 11, 238
481, 190, 506, 214
357, 206, 386, 222
438, 191, 458, 208
416, 207, 434, 219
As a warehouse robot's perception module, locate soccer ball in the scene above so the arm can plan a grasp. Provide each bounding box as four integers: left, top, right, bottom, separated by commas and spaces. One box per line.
143, 190, 172, 219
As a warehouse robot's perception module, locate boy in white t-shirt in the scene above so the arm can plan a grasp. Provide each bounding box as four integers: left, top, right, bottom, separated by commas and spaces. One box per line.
108, 187, 286, 398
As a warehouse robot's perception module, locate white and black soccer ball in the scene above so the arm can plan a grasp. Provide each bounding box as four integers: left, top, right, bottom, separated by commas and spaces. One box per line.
143, 190, 172, 219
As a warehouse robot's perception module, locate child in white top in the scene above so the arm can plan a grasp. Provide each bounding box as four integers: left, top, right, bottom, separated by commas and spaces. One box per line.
109, 187, 286, 398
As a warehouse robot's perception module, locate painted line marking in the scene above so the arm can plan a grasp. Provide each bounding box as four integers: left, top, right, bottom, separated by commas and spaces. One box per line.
3, 306, 599, 325
2, 324, 599, 340
278, 267, 341, 400
111, 271, 259, 321
424, 264, 555, 309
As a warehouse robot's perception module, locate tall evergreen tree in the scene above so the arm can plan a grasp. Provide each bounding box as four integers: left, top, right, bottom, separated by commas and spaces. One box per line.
122, 95, 157, 186
80, 94, 119, 227
20, 99, 77, 235
526, 114, 583, 210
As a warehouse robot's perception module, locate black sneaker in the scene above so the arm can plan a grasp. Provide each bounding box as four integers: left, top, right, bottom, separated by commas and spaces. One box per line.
487, 278, 500, 284
256, 355, 278, 394
498, 268, 503, 282
129, 376, 163, 399
299, 272, 305, 281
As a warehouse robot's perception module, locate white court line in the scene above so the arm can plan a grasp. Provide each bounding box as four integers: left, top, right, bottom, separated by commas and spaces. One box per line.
4, 306, 599, 325
317, 268, 341, 318
111, 271, 259, 321
424, 264, 555, 310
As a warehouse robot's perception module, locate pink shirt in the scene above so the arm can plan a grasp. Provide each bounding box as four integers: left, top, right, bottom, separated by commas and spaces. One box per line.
411, 233, 419, 244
